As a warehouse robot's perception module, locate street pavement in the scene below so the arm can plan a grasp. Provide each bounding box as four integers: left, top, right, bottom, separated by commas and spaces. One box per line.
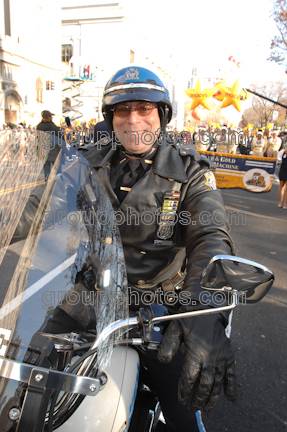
201, 177, 287, 432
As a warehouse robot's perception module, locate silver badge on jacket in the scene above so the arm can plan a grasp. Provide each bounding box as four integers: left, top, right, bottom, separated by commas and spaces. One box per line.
157, 224, 174, 240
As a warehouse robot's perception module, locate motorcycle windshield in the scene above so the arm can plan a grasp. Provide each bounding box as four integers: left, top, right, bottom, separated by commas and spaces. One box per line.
0, 130, 128, 426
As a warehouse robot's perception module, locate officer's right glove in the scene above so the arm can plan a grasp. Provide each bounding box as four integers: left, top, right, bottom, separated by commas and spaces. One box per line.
157, 307, 237, 412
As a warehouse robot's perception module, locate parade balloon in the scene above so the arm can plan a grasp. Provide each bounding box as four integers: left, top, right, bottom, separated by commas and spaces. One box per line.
213, 57, 244, 104
213, 79, 230, 101
221, 79, 242, 112
228, 55, 241, 68
185, 79, 216, 110
191, 109, 201, 121
191, 106, 208, 121
215, 81, 252, 105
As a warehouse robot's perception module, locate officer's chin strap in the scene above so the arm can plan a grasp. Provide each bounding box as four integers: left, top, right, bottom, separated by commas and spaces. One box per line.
158, 104, 170, 135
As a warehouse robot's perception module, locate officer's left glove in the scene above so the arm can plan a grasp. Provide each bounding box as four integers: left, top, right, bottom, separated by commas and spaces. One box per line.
157, 307, 237, 412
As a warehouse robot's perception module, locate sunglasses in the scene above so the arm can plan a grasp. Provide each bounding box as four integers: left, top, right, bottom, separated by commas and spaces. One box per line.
111, 102, 158, 118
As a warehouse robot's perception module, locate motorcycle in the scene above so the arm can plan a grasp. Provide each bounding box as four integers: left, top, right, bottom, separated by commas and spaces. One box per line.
0, 131, 274, 432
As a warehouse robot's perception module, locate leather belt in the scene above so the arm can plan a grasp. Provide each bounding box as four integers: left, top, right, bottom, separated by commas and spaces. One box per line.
130, 270, 186, 294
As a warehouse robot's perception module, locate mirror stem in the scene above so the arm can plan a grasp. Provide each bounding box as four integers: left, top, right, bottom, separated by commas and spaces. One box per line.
150, 290, 238, 325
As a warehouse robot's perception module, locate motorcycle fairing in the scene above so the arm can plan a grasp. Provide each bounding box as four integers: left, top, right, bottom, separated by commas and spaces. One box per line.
0, 131, 128, 431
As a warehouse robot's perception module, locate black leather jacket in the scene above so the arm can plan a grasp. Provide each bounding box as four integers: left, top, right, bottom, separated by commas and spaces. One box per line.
11, 140, 235, 312
84, 140, 235, 304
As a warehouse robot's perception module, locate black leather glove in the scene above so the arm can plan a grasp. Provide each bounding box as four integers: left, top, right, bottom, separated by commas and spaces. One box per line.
157, 307, 237, 412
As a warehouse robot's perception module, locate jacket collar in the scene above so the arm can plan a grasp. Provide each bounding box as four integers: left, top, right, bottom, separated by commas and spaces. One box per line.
153, 141, 188, 183
87, 141, 188, 183
84, 144, 115, 168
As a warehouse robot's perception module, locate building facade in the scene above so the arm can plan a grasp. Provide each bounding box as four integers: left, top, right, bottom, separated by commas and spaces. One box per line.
61, 0, 181, 127
0, 0, 63, 127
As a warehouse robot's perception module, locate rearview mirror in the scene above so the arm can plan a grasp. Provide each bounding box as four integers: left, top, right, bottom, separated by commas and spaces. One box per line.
200, 255, 274, 303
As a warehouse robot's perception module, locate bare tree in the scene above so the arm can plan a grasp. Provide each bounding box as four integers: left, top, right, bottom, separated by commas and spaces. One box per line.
241, 81, 287, 127
268, 0, 287, 72
240, 106, 260, 128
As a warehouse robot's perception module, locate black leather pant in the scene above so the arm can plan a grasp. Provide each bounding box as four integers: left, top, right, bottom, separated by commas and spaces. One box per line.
138, 347, 203, 432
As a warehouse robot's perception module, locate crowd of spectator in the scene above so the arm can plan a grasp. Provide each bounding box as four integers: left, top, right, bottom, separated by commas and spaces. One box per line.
2, 117, 287, 160
183, 122, 287, 158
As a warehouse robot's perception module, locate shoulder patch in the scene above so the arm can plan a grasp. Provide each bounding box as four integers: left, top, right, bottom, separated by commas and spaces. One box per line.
204, 171, 217, 190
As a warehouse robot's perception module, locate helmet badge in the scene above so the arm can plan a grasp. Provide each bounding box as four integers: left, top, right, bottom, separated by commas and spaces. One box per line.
125, 68, 140, 80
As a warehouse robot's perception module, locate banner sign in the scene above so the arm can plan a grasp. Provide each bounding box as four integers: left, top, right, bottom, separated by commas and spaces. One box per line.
199, 151, 277, 192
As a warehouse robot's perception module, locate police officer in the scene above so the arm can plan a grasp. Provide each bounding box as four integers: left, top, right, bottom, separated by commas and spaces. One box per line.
84, 66, 237, 431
